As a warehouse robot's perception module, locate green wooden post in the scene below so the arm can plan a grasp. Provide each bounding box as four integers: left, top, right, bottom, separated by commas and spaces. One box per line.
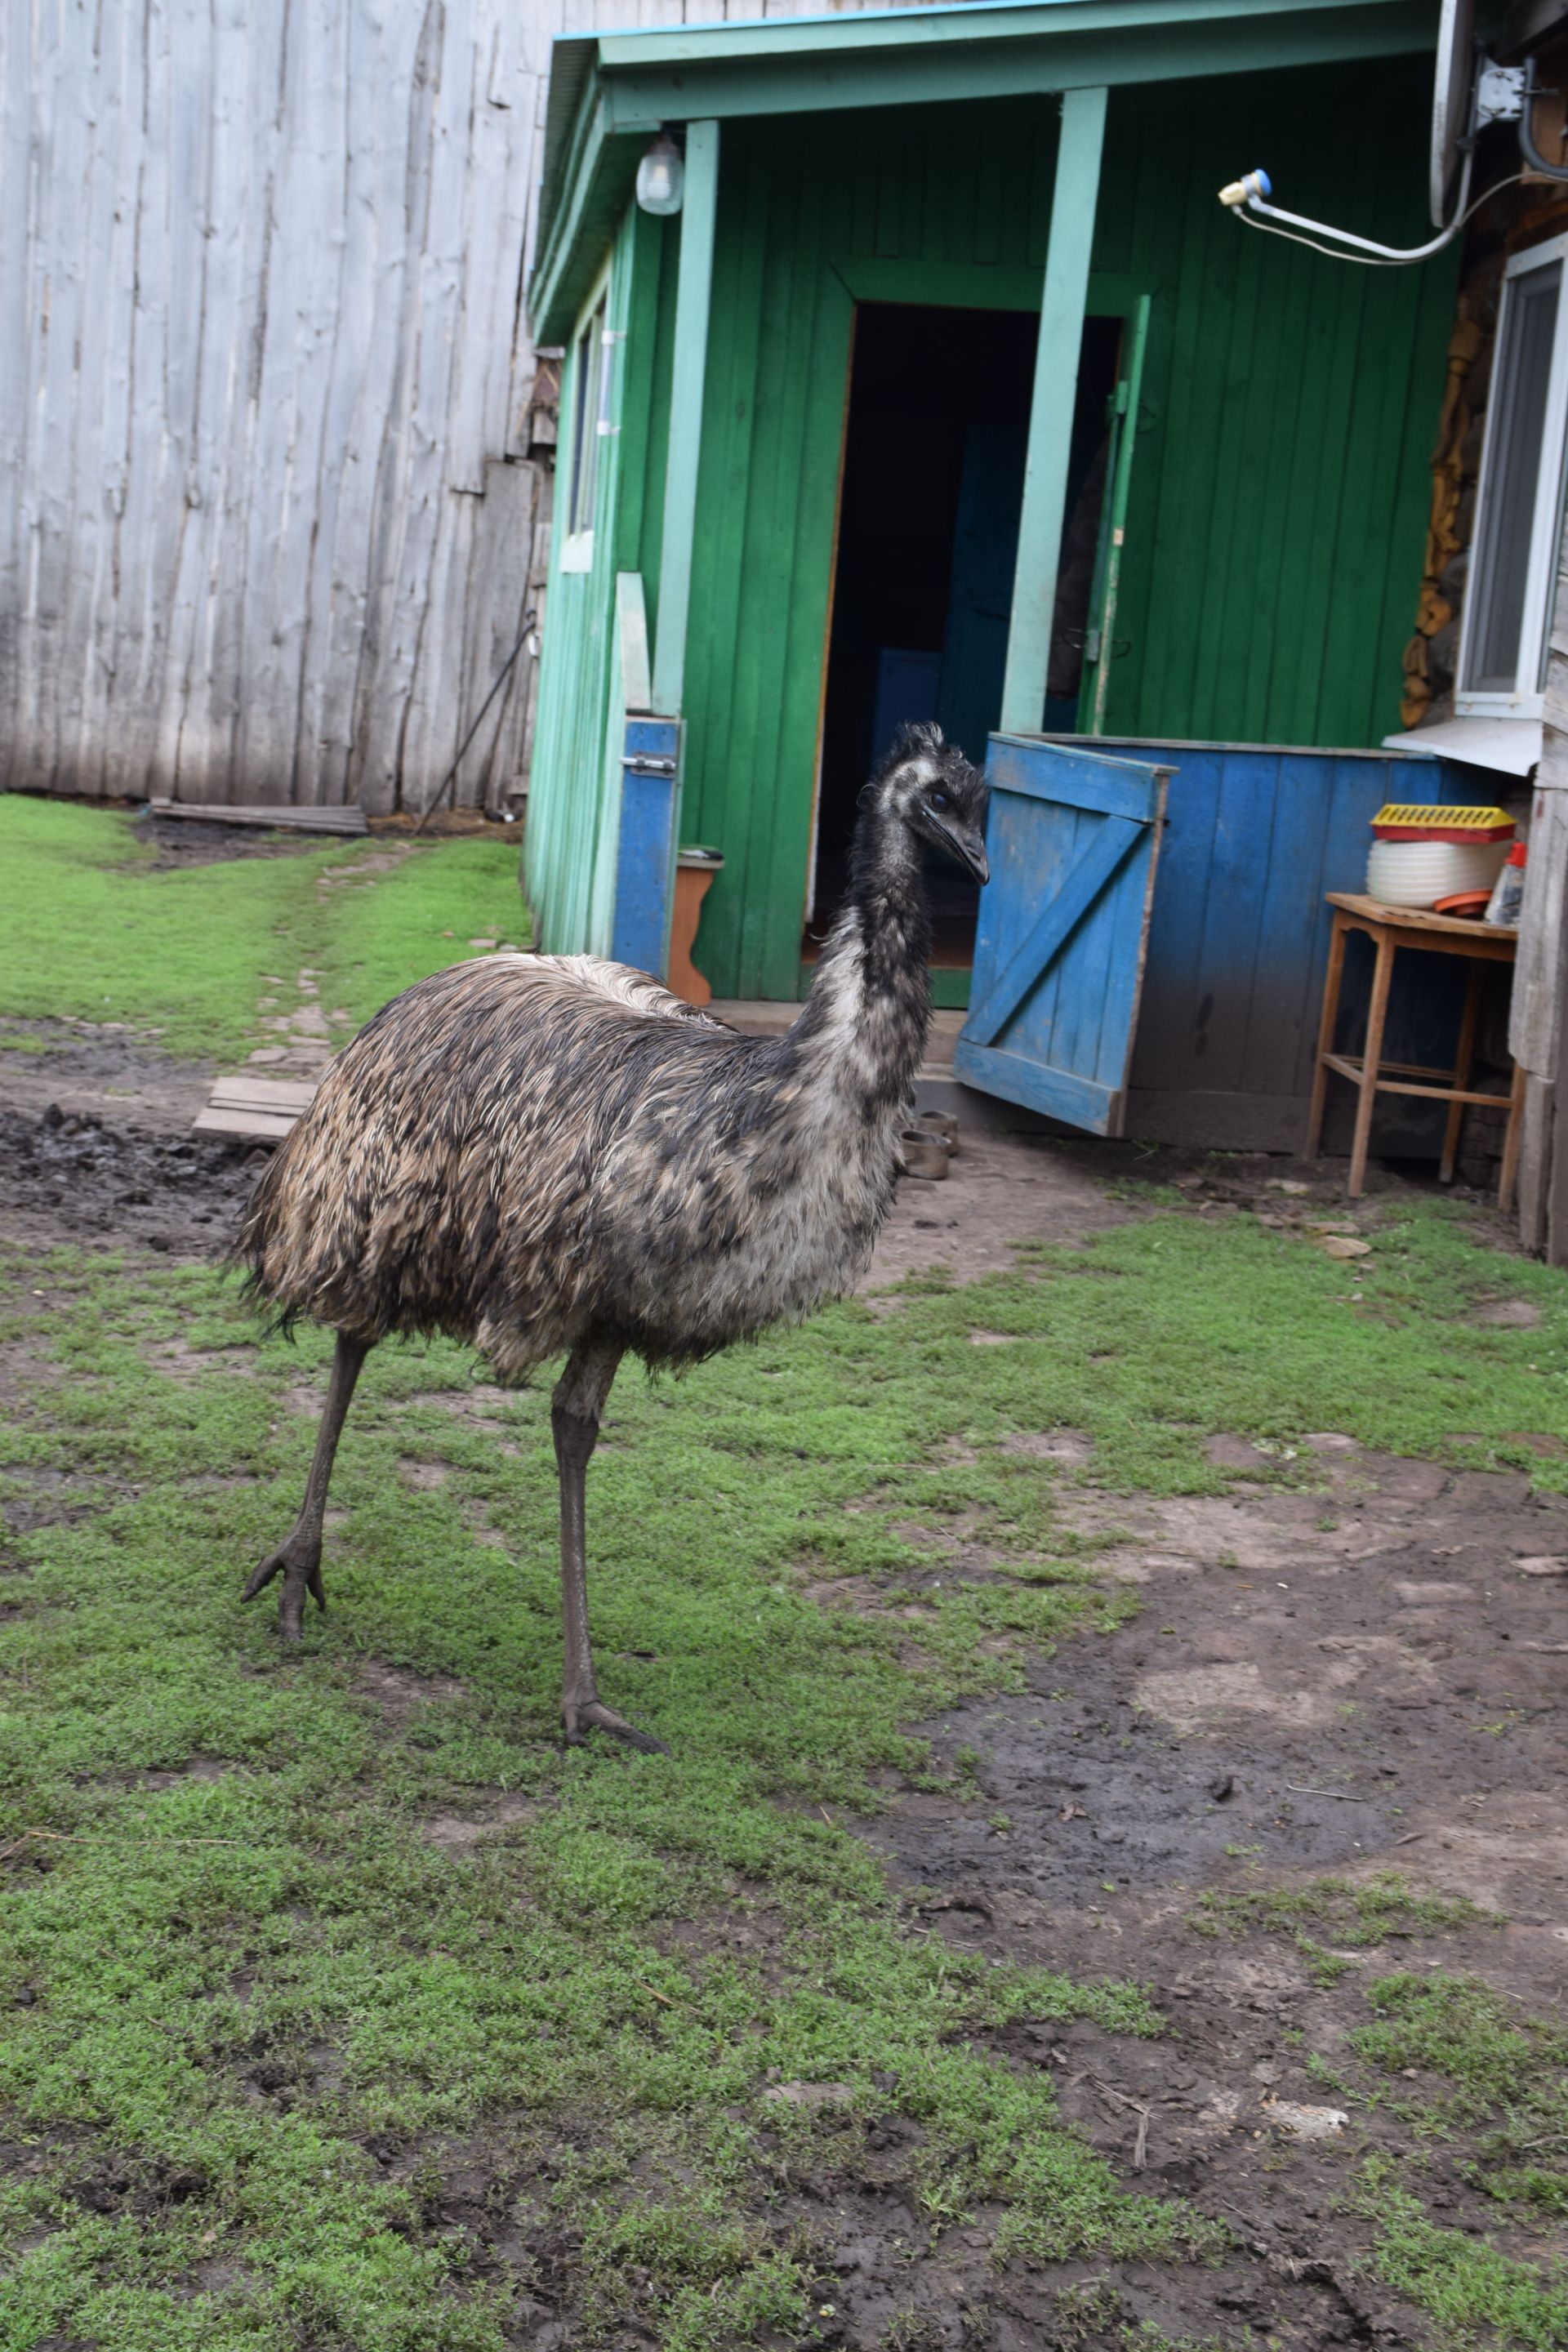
651, 119, 719, 719
999, 85, 1107, 739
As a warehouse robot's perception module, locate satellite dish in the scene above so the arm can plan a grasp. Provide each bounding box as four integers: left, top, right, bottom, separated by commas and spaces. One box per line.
1430, 0, 1475, 225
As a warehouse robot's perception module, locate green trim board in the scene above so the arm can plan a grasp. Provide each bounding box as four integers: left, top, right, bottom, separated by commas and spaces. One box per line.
532, 97, 641, 354
526, 209, 663, 962
595, 0, 1419, 69
1000, 85, 1107, 737
596, 6, 1431, 132
652, 122, 720, 719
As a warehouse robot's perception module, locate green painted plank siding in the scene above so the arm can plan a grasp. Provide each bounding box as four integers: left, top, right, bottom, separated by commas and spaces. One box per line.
529, 61, 1451, 997
656, 68, 1450, 1002
531, 204, 672, 955
677, 98, 1064, 1000
1106, 60, 1453, 747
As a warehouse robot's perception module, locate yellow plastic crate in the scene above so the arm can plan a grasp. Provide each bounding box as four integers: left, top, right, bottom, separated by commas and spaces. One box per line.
1372, 803, 1514, 841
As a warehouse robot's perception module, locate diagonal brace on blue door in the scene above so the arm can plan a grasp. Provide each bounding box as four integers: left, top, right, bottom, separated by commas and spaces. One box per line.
964, 813, 1144, 1046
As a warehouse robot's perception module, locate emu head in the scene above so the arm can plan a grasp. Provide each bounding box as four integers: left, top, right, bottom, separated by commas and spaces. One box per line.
872, 721, 990, 885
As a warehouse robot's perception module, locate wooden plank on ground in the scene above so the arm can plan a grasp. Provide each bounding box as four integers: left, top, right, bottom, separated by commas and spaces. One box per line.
207, 1076, 320, 1114
148, 799, 368, 835
194, 1071, 320, 1142
193, 1107, 299, 1142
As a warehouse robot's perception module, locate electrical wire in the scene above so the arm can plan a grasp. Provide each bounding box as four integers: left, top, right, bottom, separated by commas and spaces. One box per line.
1233, 167, 1530, 267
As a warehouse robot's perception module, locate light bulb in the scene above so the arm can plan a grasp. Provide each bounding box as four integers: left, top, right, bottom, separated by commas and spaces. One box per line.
635, 133, 684, 217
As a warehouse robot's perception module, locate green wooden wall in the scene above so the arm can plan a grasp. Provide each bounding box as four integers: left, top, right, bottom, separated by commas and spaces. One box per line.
525, 204, 676, 958
1102, 66, 1457, 751
679, 97, 1065, 1001
531, 59, 1455, 1001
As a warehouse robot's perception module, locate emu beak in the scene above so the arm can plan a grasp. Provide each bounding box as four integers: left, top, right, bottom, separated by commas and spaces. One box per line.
930, 808, 991, 884
936, 818, 988, 886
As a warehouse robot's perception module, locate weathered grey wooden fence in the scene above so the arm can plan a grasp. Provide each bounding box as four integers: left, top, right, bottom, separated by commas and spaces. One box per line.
1511, 529, 1568, 1263
0, 0, 933, 815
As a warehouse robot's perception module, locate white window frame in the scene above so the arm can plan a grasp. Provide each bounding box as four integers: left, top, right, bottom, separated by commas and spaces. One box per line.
1456, 229, 1568, 721
558, 260, 617, 577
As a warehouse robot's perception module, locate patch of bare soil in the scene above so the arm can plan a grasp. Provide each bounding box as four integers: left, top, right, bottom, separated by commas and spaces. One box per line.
0, 1105, 263, 1256
870, 1130, 1132, 1290
0, 1020, 214, 1134
352, 1659, 468, 1722
418, 1794, 541, 1849
827, 1441, 1568, 2348
131, 813, 339, 870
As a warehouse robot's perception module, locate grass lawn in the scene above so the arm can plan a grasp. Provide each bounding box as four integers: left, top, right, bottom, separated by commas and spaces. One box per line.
0, 798, 529, 1062
2, 1194, 1568, 2348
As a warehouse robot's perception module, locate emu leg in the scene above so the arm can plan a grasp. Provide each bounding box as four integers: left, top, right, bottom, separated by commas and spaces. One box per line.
552, 1339, 666, 1756
243, 1332, 368, 1642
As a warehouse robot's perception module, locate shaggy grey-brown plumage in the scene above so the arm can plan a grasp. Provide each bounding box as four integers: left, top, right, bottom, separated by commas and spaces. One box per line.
238, 723, 988, 1751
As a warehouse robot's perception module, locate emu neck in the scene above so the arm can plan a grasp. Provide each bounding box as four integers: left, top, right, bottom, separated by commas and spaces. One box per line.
791, 803, 931, 1114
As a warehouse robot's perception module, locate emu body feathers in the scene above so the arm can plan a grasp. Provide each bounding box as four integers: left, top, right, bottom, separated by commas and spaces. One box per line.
235, 724, 990, 1752
241, 950, 898, 1383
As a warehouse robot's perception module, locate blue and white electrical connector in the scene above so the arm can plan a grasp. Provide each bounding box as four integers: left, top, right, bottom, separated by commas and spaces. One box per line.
1217, 158, 1484, 265
1216, 47, 1567, 265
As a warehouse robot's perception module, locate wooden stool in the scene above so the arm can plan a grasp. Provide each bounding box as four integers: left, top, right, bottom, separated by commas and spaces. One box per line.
1307, 893, 1523, 1205
669, 847, 724, 1006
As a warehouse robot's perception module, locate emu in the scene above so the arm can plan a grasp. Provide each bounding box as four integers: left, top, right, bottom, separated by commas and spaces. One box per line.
237, 723, 989, 1753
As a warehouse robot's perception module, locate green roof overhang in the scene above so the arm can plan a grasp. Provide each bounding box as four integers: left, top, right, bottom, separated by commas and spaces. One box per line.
530, 0, 1434, 341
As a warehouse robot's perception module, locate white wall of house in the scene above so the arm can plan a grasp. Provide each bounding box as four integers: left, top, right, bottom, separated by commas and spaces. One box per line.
1, 0, 944, 815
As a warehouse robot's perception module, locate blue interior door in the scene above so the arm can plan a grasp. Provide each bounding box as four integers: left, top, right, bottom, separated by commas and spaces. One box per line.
954, 735, 1170, 1135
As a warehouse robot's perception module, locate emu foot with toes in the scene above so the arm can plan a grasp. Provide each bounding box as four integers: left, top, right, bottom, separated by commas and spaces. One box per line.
564, 1698, 670, 1757
242, 1544, 326, 1644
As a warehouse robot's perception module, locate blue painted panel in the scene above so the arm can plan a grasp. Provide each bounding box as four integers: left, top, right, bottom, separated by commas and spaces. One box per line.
951, 1040, 1117, 1129
611, 718, 682, 979
1086, 739, 1495, 1130
959, 737, 1505, 1148
989, 733, 1169, 821
959, 737, 1167, 1135
1116, 742, 1220, 1085
1187, 748, 1280, 1093
1236, 751, 1339, 1098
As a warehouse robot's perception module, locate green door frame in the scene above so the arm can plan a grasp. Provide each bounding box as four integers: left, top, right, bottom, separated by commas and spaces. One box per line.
1000, 84, 1108, 737
652, 119, 720, 721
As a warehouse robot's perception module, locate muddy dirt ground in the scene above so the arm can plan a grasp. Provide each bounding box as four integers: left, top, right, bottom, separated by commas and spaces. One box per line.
2, 954, 1565, 2345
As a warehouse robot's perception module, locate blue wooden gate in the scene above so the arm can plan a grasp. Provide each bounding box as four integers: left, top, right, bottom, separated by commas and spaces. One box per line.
953, 734, 1170, 1134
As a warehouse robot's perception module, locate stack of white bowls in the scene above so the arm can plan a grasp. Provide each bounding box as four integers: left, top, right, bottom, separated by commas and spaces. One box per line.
1365, 837, 1511, 908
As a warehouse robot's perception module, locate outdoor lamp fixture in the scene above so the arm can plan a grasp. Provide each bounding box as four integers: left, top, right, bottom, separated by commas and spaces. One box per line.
635, 131, 684, 216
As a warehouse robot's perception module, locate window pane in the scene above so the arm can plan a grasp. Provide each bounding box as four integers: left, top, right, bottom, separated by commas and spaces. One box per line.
1465, 259, 1561, 693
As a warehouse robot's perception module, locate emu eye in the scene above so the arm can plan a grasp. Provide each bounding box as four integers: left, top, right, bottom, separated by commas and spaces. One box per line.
929, 791, 951, 812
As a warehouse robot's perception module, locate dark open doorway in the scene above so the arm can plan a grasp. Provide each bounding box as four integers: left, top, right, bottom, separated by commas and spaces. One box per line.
808, 301, 1125, 991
